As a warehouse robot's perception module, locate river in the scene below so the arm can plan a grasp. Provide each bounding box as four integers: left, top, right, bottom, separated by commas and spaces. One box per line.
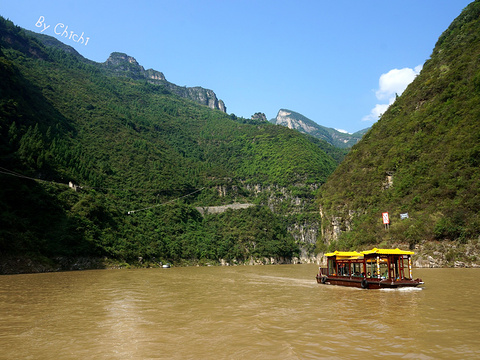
0, 265, 479, 359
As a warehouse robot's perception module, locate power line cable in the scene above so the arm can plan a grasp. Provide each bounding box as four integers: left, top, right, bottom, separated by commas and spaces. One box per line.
126, 187, 205, 215
0, 166, 205, 215
0, 166, 204, 193
0, 166, 70, 186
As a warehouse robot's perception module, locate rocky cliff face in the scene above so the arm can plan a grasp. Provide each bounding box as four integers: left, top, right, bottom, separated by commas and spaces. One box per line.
102, 52, 226, 112
275, 109, 318, 133
318, 205, 357, 244
272, 109, 368, 148
103, 52, 164, 80
161, 83, 226, 112
251, 112, 267, 122
243, 182, 322, 260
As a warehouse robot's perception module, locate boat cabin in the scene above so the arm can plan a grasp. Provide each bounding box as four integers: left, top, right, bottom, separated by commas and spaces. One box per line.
317, 248, 423, 289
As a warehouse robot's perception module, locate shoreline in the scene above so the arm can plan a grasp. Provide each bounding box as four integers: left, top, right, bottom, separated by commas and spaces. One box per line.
1, 251, 479, 275
0, 255, 318, 275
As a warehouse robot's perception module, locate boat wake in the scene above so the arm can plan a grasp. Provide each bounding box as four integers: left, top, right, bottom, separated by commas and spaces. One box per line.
249, 274, 315, 288
380, 287, 423, 292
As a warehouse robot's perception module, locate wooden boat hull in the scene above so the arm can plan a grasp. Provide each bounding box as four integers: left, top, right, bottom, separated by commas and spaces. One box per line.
316, 275, 423, 289
317, 248, 424, 289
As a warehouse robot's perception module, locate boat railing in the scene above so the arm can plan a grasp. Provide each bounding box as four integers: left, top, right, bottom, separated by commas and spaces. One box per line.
319, 267, 328, 276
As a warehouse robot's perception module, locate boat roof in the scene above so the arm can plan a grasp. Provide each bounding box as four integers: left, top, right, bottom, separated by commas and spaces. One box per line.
325, 248, 414, 259
361, 248, 414, 255
324, 251, 363, 259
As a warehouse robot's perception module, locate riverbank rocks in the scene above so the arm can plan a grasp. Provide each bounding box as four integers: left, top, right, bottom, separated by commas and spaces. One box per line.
0, 256, 104, 274
413, 239, 480, 268
414, 255, 441, 268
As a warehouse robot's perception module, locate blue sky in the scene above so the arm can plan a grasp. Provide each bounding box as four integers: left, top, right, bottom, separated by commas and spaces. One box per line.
2, 1, 472, 133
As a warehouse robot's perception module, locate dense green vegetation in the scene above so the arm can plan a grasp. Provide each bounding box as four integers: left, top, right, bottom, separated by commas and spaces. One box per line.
318, 1, 480, 251
0, 17, 339, 268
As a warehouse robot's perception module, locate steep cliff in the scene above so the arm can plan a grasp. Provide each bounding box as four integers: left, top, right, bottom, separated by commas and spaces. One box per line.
102, 52, 226, 112
102, 52, 164, 80
161, 83, 226, 112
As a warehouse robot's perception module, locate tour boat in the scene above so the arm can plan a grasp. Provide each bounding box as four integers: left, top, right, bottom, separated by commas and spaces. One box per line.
316, 248, 424, 289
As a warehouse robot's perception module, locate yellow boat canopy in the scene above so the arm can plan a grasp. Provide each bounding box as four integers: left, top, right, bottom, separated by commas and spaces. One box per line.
325, 248, 414, 259
324, 251, 363, 260
361, 248, 414, 255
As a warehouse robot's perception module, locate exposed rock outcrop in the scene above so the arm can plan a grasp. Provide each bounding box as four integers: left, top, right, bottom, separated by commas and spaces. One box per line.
103, 52, 159, 80
195, 203, 255, 216
102, 52, 226, 112
275, 109, 318, 133
272, 109, 369, 148
207, 181, 323, 260
318, 205, 357, 244
161, 84, 226, 112
251, 112, 267, 122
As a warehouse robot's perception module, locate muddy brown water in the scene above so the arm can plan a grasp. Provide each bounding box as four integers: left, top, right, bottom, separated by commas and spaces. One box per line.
0, 265, 479, 359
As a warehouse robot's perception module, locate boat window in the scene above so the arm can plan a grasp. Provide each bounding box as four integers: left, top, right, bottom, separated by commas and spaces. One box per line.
338, 263, 349, 276
328, 259, 336, 276
366, 261, 376, 278
379, 262, 388, 279
352, 262, 362, 277
392, 256, 408, 280
365, 259, 388, 279
390, 258, 399, 279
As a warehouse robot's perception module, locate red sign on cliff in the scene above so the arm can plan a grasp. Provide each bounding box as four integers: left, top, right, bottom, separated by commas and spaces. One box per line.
382, 212, 390, 225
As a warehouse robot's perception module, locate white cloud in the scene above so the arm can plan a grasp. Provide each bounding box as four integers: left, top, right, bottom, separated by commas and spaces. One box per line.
363, 65, 422, 122
362, 103, 391, 122
335, 128, 351, 134
376, 66, 422, 100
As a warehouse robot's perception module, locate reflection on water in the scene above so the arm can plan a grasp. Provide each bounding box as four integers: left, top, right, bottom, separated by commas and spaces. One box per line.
0, 266, 479, 359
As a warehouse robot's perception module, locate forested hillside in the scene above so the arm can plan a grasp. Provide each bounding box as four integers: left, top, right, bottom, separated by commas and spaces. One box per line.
317, 1, 480, 266
0, 17, 342, 272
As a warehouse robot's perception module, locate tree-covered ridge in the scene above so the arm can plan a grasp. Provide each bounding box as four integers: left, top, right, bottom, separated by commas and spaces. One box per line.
317, 0, 480, 251
0, 16, 339, 268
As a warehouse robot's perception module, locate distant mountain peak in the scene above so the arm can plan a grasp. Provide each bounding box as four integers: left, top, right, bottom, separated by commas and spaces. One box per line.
103, 52, 166, 81
272, 109, 368, 148
276, 109, 318, 133
251, 112, 267, 122
106, 52, 138, 65
101, 52, 226, 112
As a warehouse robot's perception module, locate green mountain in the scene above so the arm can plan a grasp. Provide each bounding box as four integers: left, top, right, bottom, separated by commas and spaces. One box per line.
26, 30, 227, 112
0, 17, 343, 271
271, 109, 370, 148
317, 1, 480, 265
